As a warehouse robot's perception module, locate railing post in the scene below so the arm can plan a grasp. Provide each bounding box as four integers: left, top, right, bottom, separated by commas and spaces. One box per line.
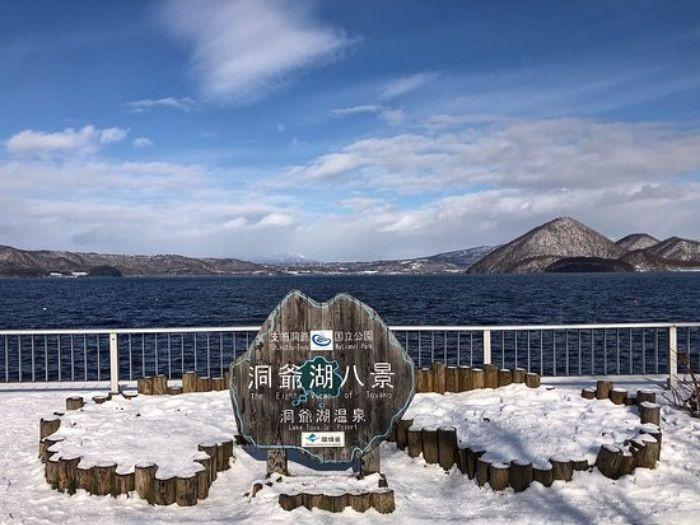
483, 329, 491, 366
668, 326, 677, 390
109, 332, 119, 393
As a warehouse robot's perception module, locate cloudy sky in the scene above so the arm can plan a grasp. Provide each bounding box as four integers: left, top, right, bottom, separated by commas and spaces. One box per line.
1, 1, 700, 261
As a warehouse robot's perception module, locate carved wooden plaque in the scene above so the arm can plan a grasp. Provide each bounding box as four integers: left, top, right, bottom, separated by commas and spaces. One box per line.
230, 290, 415, 462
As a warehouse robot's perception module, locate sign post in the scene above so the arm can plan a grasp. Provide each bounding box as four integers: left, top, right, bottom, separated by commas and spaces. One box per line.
230, 290, 415, 477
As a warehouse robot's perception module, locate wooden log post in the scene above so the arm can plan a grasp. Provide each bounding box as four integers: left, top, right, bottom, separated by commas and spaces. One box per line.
266, 449, 289, 476
77, 464, 95, 493
571, 457, 589, 471
93, 394, 111, 404
198, 442, 218, 481
211, 377, 225, 391
581, 387, 596, 399
489, 463, 510, 491
596, 444, 623, 479
121, 391, 138, 400
467, 448, 485, 480
421, 427, 439, 464
135, 462, 157, 504
154, 474, 176, 505
175, 474, 198, 506
437, 426, 457, 471
224, 370, 230, 389
637, 390, 656, 404
471, 368, 485, 389
396, 418, 413, 450
94, 462, 117, 496
66, 396, 84, 410
624, 395, 637, 406
550, 456, 573, 481
220, 438, 234, 470
509, 460, 533, 492
371, 489, 395, 514
457, 446, 468, 475
46, 456, 59, 489
279, 493, 300, 511
483, 364, 499, 389
195, 465, 209, 501
596, 380, 613, 400
618, 451, 636, 476
640, 424, 662, 460
40, 416, 61, 441
182, 371, 198, 393
512, 368, 526, 383
416, 368, 431, 393
137, 376, 153, 395
457, 366, 472, 392
152, 374, 168, 395
631, 435, 659, 469
525, 372, 540, 388
349, 491, 372, 512
532, 462, 553, 487
431, 362, 447, 394
476, 456, 491, 486
115, 471, 135, 496
40, 436, 63, 463
639, 402, 661, 426
446, 366, 459, 393
196, 375, 212, 392
407, 427, 422, 458
360, 446, 381, 476
609, 388, 628, 405
498, 368, 512, 387
167, 386, 183, 395
57, 454, 81, 494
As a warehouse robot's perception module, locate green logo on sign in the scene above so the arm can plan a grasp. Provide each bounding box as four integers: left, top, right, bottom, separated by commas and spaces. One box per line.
292, 355, 343, 406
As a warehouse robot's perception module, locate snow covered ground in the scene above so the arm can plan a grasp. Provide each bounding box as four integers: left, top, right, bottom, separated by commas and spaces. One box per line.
1, 379, 698, 524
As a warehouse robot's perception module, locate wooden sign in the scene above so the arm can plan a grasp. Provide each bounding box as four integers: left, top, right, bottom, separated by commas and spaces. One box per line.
230, 290, 415, 463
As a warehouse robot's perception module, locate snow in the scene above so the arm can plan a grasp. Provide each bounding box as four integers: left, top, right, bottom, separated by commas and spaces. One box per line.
404, 384, 645, 465
0, 380, 699, 524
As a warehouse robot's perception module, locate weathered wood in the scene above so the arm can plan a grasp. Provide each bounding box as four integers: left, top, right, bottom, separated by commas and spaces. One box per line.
571, 457, 589, 471
445, 366, 459, 393
631, 435, 659, 469
476, 456, 491, 486
45, 456, 59, 489
581, 387, 596, 399
489, 462, 510, 491
639, 402, 660, 426
550, 456, 573, 481
498, 368, 512, 387
349, 491, 372, 512
532, 462, 553, 487
396, 418, 413, 450
135, 461, 157, 504
182, 371, 198, 393
619, 451, 636, 476
596, 380, 613, 400
66, 396, 84, 410
137, 376, 153, 395
175, 474, 198, 506
154, 474, 176, 505
211, 377, 225, 391
509, 460, 532, 492
360, 446, 381, 476
40, 436, 63, 462
94, 462, 117, 496
93, 394, 111, 404
279, 492, 300, 511
77, 464, 95, 493
57, 454, 80, 494
640, 424, 662, 460
266, 449, 288, 476
387, 424, 397, 442
471, 368, 484, 389
416, 368, 431, 393
152, 374, 168, 395
637, 390, 656, 404
371, 489, 395, 514
40, 416, 61, 440
512, 368, 526, 383
167, 386, 183, 395
609, 388, 628, 405
195, 466, 209, 500
466, 448, 485, 480
457, 366, 472, 391
407, 427, 422, 458
596, 444, 623, 479
457, 446, 468, 475
483, 364, 499, 388
198, 442, 218, 481
220, 438, 234, 469
196, 375, 211, 392
121, 391, 138, 400
437, 426, 457, 471
421, 427, 439, 464
525, 372, 540, 388
431, 362, 447, 394
115, 471, 135, 495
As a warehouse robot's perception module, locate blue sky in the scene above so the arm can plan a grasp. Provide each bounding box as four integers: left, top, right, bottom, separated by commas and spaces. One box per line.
1, 0, 699, 261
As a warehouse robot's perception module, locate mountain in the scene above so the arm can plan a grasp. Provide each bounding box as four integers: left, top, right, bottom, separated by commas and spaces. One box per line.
0, 245, 273, 277
467, 217, 624, 274
615, 233, 659, 251
644, 236, 700, 261
620, 237, 700, 271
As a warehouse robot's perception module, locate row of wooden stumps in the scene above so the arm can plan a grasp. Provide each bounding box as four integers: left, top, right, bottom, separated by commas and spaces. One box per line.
416, 363, 541, 393
390, 379, 663, 492
278, 487, 395, 513
137, 371, 230, 395
39, 394, 235, 506
584, 381, 663, 479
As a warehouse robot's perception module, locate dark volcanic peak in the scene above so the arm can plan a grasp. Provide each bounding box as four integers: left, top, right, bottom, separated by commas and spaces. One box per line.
615, 233, 659, 252
467, 217, 624, 274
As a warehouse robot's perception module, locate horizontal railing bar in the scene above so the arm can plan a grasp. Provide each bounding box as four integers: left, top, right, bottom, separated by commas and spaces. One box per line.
1, 322, 699, 336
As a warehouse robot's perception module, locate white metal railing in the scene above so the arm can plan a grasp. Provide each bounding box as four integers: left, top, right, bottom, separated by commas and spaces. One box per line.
1, 323, 698, 392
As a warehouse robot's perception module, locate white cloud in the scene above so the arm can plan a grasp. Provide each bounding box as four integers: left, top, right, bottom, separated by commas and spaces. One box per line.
379, 72, 437, 100
160, 0, 356, 103
5, 125, 127, 156
125, 97, 197, 113
133, 137, 154, 149
331, 105, 405, 125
